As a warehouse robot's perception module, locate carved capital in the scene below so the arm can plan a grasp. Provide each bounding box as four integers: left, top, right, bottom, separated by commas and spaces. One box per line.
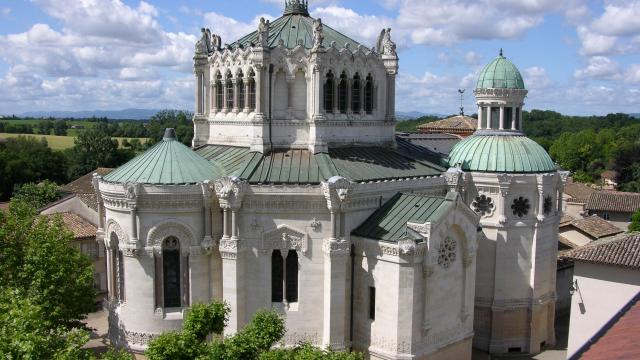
321, 176, 353, 211
219, 238, 240, 259
322, 238, 350, 257
214, 176, 247, 209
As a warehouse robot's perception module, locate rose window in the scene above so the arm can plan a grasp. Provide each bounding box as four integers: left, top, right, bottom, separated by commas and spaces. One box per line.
543, 195, 553, 215
437, 237, 457, 269
511, 197, 530, 218
472, 194, 494, 216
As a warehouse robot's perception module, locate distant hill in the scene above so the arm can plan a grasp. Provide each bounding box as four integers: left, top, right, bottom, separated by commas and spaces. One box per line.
396, 111, 444, 120
630, 113, 640, 119
19, 108, 163, 120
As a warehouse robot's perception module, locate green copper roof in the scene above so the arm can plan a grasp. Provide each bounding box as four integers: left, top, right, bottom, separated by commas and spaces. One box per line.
195, 145, 251, 176
476, 50, 525, 90
447, 134, 556, 173
230, 13, 364, 50
104, 129, 224, 184
353, 193, 453, 242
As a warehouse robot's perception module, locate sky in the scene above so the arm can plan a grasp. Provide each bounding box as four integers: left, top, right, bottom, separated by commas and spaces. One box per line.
0, 0, 639, 116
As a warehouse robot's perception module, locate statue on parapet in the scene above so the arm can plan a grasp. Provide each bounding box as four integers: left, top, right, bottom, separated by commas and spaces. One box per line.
376, 28, 397, 57
258, 17, 270, 48
312, 18, 324, 50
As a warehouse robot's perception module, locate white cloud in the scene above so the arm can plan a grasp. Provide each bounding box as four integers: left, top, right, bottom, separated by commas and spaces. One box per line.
576, 26, 617, 55
625, 64, 640, 84
574, 56, 621, 80
464, 51, 481, 65
591, 1, 640, 37
311, 6, 394, 48
1, 8, 10, 16
524, 66, 552, 89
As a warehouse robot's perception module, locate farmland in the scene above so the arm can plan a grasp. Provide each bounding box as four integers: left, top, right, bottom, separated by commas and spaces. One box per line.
0, 133, 148, 150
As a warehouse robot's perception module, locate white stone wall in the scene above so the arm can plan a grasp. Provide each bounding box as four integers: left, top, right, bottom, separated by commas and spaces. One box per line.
567, 262, 640, 357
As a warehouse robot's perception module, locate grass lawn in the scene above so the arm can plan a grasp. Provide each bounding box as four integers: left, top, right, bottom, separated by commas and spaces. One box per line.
0, 133, 148, 151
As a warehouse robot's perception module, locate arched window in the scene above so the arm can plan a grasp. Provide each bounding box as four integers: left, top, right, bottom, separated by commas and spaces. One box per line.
338, 71, 348, 114
364, 74, 374, 114
225, 72, 234, 110
163, 237, 181, 308
324, 71, 334, 112
237, 71, 245, 110
271, 250, 283, 302
352, 73, 361, 113
215, 73, 223, 110
248, 70, 256, 110
285, 250, 298, 303
110, 232, 125, 303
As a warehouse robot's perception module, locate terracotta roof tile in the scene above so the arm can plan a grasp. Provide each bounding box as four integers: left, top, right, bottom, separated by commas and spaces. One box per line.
600, 170, 618, 180
61, 168, 114, 211
562, 215, 624, 239
45, 212, 96, 240
417, 115, 477, 133
562, 233, 640, 269
586, 190, 640, 213
564, 182, 595, 203
574, 293, 640, 360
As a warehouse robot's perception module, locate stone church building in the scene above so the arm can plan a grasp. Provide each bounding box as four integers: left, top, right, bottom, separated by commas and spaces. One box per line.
94, 1, 564, 358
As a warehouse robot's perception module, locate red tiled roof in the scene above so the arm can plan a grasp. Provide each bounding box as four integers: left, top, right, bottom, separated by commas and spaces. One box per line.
600, 170, 618, 180
562, 215, 624, 239
586, 190, 640, 213
417, 115, 477, 133
60, 168, 114, 211
564, 182, 595, 203
574, 293, 640, 360
562, 233, 640, 269
45, 212, 96, 240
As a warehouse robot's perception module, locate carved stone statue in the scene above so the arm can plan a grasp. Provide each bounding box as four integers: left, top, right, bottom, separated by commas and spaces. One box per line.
312, 18, 324, 50
258, 17, 270, 48
376, 28, 397, 57
211, 33, 221, 50
195, 27, 212, 54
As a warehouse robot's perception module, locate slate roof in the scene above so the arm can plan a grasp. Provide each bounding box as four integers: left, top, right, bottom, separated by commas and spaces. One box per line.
196, 143, 445, 185
586, 190, 640, 213
396, 133, 462, 156
417, 115, 477, 134
564, 181, 595, 203
45, 212, 96, 240
561, 215, 624, 239
571, 293, 640, 360
353, 192, 455, 242
447, 134, 556, 173
230, 11, 364, 51
562, 233, 640, 269
104, 129, 224, 185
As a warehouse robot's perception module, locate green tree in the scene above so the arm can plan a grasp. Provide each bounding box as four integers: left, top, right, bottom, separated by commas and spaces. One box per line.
53, 120, 68, 136
630, 209, 640, 232
147, 110, 193, 146
66, 129, 133, 179
12, 180, 62, 209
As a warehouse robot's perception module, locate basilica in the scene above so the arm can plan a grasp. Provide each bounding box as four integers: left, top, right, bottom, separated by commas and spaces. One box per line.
94, 1, 564, 359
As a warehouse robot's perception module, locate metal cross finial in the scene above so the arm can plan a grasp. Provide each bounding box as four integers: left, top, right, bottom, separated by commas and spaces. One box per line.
499, 48, 503, 57
458, 89, 465, 116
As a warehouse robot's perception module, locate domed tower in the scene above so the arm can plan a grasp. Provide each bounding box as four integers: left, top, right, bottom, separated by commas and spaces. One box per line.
447, 50, 565, 355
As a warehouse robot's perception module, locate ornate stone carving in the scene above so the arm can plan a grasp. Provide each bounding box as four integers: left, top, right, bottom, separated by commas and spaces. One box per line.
195, 28, 212, 54
437, 237, 457, 269
406, 222, 431, 238
472, 194, 494, 216
322, 238, 350, 256
106, 219, 128, 246
262, 225, 308, 254
376, 28, 397, 57
312, 18, 324, 50
310, 217, 321, 231
444, 168, 462, 191
511, 197, 530, 218
398, 237, 417, 255
219, 238, 240, 259
258, 17, 270, 48
321, 176, 353, 210
146, 220, 195, 254
214, 176, 246, 208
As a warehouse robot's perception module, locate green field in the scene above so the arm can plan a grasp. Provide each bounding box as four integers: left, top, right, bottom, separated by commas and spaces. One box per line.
0, 133, 148, 151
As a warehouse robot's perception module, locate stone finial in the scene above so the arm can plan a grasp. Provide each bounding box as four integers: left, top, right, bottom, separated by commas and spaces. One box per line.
311, 18, 324, 50
258, 17, 270, 48
163, 128, 177, 141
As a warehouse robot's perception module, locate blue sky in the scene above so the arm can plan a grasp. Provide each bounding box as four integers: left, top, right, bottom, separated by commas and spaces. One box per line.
0, 0, 639, 116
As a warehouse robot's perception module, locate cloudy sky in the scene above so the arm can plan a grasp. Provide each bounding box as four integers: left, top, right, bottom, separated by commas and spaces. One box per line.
0, 0, 639, 116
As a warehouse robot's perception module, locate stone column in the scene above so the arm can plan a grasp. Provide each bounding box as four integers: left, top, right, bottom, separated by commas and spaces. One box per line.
330, 211, 337, 240
195, 72, 202, 115
518, 107, 523, 130
537, 183, 545, 222
211, 84, 218, 113
477, 105, 483, 129
243, 77, 250, 113
255, 67, 263, 116
130, 207, 137, 243
313, 67, 324, 119
232, 79, 239, 113
499, 106, 505, 130
511, 106, 517, 130
222, 80, 228, 113
222, 208, 229, 239
486, 106, 492, 129
287, 75, 295, 113
322, 239, 349, 350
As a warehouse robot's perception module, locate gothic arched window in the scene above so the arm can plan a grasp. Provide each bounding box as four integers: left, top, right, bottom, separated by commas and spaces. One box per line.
163, 237, 181, 308
338, 71, 348, 114
324, 71, 334, 112
364, 74, 374, 114
285, 250, 298, 303
237, 71, 245, 110
215, 73, 223, 110
248, 70, 256, 111
225, 72, 234, 110
271, 250, 283, 302
352, 73, 361, 113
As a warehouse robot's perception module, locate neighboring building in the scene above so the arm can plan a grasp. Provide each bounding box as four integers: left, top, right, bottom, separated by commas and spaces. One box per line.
585, 190, 640, 230
559, 215, 623, 248
563, 233, 640, 358
416, 113, 477, 137
40, 168, 114, 296
562, 180, 594, 220
395, 133, 462, 155
599, 170, 618, 190
95, 2, 561, 358
45, 212, 106, 299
